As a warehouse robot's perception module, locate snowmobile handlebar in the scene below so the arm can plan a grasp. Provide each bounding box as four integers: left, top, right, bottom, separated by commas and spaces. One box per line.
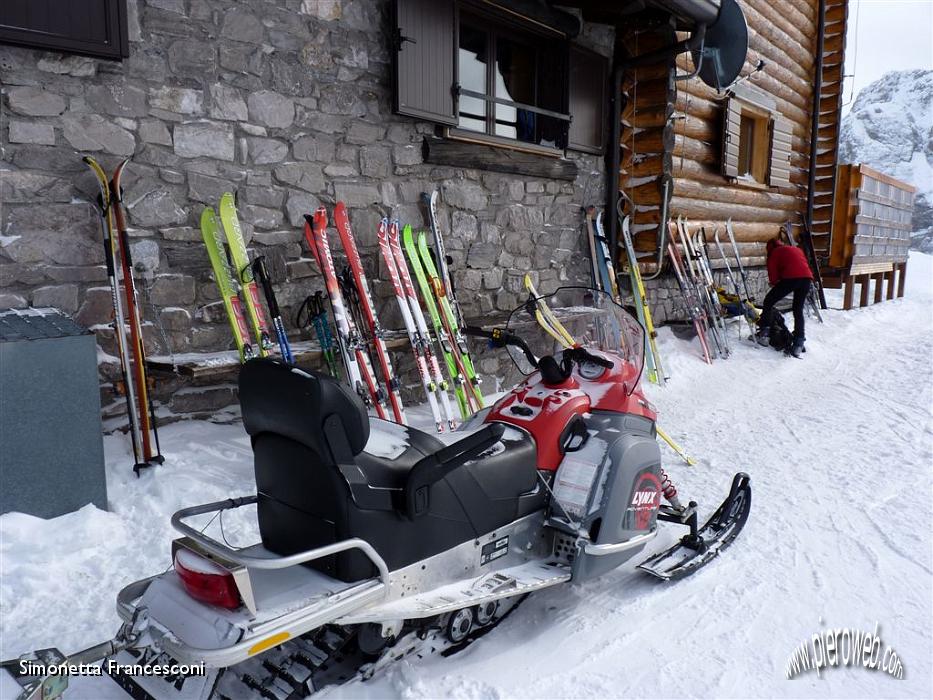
562, 346, 614, 369
463, 326, 538, 368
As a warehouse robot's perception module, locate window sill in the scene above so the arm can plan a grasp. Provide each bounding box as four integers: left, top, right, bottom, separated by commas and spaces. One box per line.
728, 176, 771, 191
423, 135, 578, 181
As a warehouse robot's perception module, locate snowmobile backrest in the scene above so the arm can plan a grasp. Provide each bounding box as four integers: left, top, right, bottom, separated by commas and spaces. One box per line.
239, 359, 370, 458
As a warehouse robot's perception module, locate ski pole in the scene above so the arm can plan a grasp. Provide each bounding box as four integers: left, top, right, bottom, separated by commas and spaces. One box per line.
656, 427, 697, 466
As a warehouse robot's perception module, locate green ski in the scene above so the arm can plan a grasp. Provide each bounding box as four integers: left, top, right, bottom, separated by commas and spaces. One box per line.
200, 208, 254, 362
416, 231, 483, 411
218, 192, 273, 356
403, 225, 470, 418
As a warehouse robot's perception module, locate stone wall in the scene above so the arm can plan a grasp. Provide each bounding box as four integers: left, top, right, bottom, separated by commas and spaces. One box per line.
0, 0, 615, 418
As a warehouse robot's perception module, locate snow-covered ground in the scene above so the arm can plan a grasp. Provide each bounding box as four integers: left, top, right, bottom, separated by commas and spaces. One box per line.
2, 254, 931, 699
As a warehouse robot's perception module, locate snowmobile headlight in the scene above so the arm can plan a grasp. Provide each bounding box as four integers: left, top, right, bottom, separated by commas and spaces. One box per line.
173, 547, 242, 610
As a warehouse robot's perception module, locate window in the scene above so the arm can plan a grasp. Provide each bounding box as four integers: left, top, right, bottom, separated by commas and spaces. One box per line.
393, 0, 606, 156
722, 84, 793, 189
455, 14, 569, 150
0, 0, 129, 60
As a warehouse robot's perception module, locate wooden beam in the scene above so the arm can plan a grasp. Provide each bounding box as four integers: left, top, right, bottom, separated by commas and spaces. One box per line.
873, 272, 884, 303
422, 136, 578, 181
886, 270, 896, 300
859, 274, 870, 307
843, 274, 855, 310
897, 262, 907, 297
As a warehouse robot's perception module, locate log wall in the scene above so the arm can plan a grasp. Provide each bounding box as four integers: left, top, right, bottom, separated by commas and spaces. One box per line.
619, 0, 822, 268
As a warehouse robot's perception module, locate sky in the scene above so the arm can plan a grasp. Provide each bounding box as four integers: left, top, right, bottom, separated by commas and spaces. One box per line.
841, 0, 933, 113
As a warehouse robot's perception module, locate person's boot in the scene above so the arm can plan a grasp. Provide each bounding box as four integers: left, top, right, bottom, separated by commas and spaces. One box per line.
789, 335, 805, 358
755, 326, 770, 347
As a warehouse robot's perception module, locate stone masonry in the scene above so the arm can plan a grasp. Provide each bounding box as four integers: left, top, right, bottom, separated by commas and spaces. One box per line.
0, 1, 621, 418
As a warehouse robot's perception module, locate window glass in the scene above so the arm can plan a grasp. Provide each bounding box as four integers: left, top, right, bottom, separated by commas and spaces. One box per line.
494, 35, 535, 140
458, 24, 487, 133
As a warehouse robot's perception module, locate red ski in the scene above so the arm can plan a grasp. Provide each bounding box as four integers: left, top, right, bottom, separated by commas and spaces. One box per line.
304, 209, 387, 418
333, 203, 406, 424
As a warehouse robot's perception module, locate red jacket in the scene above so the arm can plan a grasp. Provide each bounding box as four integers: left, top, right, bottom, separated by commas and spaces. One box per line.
767, 245, 813, 285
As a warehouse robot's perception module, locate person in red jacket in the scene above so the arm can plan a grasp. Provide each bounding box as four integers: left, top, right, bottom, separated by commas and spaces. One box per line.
756, 237, 814, 357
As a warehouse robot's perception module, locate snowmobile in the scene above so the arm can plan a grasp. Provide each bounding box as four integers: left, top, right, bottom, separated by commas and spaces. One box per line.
1, 287, 750, 700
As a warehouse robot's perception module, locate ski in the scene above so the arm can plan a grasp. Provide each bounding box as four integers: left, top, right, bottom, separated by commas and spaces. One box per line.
304, 210, 387, 418
638, 472, 751, 580
388, 222, 457, 430
252, 256, 294, 363
296, 292, 339, 377
725, 219, 755, 307
416, 230, 484, 410
621, 216, 666, 385
783, 223, 824, 324
200, 208, 254, 362
523, 274, 575, 350
84, 156, 147, 470
688, 223, 731, 358
677, 218, 728, 359
109, 158, 163, 471
583, 207, 604, 292
713, 227, 758, 339
594, 210, 622, 303
218, 192, 273, 357
422, 191, 467, 331
402, 225, 471, 419
655, 427, 697, 466
667, 223, 712, 364
333, 202, 406, 424
377, 218, 445, 432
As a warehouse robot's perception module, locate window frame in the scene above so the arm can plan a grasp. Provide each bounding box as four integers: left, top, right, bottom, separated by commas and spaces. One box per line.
723, 89, 790, 191
734, 101, 771, 187
0, 0, 129, 60
449, 7, 571, 157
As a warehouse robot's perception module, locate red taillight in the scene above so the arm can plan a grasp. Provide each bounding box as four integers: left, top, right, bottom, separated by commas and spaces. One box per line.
174, 548, 241, 610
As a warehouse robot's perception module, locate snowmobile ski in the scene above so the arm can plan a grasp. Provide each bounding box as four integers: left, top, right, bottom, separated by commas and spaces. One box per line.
200, 207, 254, 362
304, 209, 387, 417
638, 472, 751, 580
378, 218, 445, 432
218, 193, 274, 356
621, 216, 666, 385
252, 255, 294, 363
334, 202, 406, 424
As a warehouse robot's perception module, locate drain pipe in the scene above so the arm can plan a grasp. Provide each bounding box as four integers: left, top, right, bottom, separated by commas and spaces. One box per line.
642, 177, 671, 280
607, 63, 623, 261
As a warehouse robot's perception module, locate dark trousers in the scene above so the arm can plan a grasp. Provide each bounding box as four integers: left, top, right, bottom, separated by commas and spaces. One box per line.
759, 278, 812, 340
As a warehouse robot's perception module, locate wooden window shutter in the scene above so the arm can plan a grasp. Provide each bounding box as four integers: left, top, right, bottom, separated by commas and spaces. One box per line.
769, 115, 793, 188
393, 0, 457, 125
568, 46, 607, 154
722, 98, 742, 178
0, 0, 129, 59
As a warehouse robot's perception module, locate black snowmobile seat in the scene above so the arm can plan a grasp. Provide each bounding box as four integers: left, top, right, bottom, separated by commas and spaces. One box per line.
239, 359, 545, 582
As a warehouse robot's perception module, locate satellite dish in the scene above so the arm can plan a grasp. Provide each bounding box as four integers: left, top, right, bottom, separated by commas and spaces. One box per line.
691, 0, 749, 91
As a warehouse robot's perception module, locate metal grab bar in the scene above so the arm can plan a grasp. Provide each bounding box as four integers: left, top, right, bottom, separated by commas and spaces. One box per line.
170, 496, 391, 586
583, 529, 657, 556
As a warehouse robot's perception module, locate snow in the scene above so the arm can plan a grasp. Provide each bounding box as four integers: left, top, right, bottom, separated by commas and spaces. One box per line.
1, 255, 932, 698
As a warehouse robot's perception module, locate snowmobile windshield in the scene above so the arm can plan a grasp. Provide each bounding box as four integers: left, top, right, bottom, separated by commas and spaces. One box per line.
505, 286, 646, 389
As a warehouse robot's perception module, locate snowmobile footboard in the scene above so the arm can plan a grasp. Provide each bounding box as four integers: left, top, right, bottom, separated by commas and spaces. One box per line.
116, 496, 391, 669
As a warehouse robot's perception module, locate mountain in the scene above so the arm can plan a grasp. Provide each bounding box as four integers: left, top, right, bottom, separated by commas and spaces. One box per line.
838, 69, 933, 251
